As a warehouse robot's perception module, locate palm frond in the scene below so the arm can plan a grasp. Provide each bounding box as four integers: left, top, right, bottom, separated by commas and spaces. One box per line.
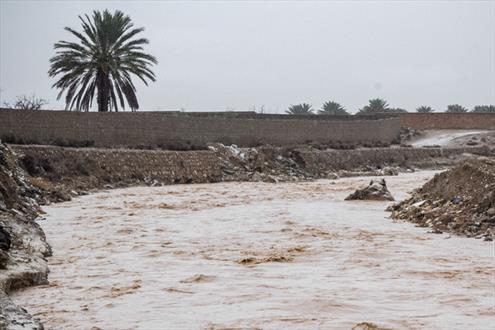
49, 9, 157, 111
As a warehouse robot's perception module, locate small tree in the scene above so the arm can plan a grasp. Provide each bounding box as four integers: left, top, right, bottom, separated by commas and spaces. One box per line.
286, 103, 314, 115
446, 104, 468, 113
416, 106, 433, 113
318, 101, 349, 115
3, 94, 48, 110
472, 105, 495, 113
358, 98, 390, 114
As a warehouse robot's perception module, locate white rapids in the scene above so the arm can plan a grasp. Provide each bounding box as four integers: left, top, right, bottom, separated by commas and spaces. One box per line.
11, 171, 495, 329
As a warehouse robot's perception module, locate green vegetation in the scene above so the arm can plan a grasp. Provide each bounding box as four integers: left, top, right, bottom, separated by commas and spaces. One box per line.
446, 104, 468, 113
286, 103, 314, 115
416, 106, 434, 113
357, 98, 390, 114
318, 101, 349, 115
472, 105, 495, 113
388, 108, 408, 113
49, 10, 157, 112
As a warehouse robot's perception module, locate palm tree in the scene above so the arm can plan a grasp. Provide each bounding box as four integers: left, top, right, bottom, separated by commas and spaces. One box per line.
471, 105, 495, 113
318, 101, 349, 115
358, 98, 390, 114
446, 104, 468, 113
286, 103, 314, 115
388, 107, 408, 113
416, 106, 433, 113
49, 10, 157, 112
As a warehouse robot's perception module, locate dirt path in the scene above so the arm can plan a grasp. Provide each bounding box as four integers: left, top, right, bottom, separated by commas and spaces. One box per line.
410, 130, 492, 147
12, 172, 495, 329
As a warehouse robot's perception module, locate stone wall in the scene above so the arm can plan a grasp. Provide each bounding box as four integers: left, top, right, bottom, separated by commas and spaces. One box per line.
0, 109, 400, 149
399, 113, 495, 130
14, 145, 223, 187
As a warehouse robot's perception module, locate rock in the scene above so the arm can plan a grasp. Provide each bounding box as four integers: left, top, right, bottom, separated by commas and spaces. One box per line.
250, 172, 263, 182
0, 143, 50, 329
381, 167, 398, 176
0, 250, 8, 269
451, 196, 462, 205
263, 175, 278, 183
345, 178, 394, 201
486, 207, 495, 216
0, 225, 11, 251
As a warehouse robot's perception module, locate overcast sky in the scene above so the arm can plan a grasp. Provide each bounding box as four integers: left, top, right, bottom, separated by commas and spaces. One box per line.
1, 0, 494, 113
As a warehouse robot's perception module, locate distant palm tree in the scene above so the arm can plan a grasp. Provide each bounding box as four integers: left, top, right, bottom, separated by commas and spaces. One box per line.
318, 101, 349, 115
358, 98, 390, 114
286, 103, 314, 115
446, 104, 468, 113
388, 107, 408, 113
49, 10, 157, 112
416, 106, 434, 113
471, 105, 495, 113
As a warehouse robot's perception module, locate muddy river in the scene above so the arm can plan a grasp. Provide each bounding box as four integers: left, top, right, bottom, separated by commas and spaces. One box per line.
12, 171, 495, 329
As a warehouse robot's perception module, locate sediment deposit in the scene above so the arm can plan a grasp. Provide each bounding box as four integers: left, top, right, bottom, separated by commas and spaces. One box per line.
390, 158, 495, 240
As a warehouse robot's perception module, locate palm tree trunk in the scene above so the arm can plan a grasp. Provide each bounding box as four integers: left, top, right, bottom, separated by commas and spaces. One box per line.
97, 69, 110, 112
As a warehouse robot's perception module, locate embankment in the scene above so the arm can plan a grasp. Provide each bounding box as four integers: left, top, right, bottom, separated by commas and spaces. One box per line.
11, 144, 493, 202
0, 144, 49, 329
389, 158, 495, 240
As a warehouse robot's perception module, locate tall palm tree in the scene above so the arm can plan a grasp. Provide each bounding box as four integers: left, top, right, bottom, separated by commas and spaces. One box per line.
49, 10, 157, 112
286, 103, 314, 115
318, 101, 349, 115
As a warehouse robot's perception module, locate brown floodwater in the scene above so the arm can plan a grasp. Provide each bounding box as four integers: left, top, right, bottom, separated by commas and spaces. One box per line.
12, 171, 495, 329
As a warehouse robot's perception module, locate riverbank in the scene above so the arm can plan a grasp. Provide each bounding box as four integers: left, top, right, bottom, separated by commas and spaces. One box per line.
0, 144, 49, 329
11, 143, 492, 204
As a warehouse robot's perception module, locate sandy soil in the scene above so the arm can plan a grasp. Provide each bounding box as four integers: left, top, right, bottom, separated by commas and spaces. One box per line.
12, 172, 495, 329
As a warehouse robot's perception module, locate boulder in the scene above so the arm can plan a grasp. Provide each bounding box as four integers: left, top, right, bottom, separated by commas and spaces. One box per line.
345, 178, 394, 201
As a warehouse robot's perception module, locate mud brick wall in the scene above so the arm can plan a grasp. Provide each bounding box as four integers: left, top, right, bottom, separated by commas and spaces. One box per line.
399, 113, 495, 130
0, 109, 400, 148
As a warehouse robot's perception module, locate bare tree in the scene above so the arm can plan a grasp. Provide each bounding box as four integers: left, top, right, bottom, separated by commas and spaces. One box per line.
3, 94, 48, 110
